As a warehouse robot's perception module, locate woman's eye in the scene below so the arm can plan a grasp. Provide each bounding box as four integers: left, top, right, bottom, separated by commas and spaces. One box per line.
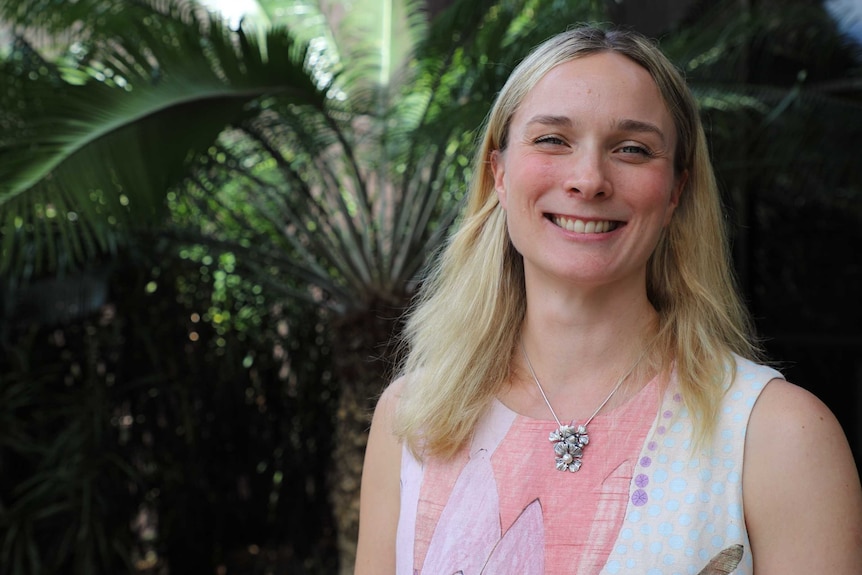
535, 135, 566, 146
619, 145, 652, 156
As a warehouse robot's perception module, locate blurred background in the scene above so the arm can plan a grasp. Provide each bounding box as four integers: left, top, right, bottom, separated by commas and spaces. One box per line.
0, 0, 860, 573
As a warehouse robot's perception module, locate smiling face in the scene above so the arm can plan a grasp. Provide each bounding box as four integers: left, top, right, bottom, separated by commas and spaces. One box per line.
491, 51, 686, 293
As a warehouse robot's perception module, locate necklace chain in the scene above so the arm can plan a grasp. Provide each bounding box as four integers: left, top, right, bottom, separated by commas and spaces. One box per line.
520, 340, 652, 472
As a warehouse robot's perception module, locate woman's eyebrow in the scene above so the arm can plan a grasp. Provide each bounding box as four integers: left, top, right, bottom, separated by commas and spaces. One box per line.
615, 118, 667, 145
525, 114, 572, 128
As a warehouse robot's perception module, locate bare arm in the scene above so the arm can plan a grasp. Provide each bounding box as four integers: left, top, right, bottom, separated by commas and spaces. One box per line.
355, 381, 403, 575
744, 378, 862, 574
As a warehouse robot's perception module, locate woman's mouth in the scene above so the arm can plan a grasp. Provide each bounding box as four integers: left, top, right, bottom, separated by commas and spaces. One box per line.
549, 214, 620, 234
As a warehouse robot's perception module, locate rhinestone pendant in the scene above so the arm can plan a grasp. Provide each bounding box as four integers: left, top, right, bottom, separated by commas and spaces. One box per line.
549, 424, 589, 472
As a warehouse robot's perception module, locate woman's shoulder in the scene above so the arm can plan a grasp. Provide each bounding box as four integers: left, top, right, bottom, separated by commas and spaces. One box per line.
742, 376, 862, 572
744, 375, 850, 471
729, 354, 852, 485
378, 376, 407, 413
355, 377, 407, 574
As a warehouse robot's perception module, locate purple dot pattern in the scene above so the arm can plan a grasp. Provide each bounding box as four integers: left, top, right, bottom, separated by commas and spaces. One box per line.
600, 357, 782, 575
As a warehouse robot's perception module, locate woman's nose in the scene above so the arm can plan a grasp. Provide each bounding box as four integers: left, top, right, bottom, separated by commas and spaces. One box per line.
565, 148, 610, 200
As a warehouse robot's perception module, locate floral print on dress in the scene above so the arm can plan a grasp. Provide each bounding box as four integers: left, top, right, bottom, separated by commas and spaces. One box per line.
419, 449, 544, 575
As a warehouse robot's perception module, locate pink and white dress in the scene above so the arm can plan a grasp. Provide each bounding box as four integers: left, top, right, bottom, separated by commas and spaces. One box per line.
396, 356, 781, 575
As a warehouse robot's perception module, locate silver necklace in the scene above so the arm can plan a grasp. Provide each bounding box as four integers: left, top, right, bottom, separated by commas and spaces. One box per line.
520, 341, 649, 472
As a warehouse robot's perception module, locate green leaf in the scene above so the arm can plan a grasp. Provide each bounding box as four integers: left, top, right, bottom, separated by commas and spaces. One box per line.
0, 2, 325, 276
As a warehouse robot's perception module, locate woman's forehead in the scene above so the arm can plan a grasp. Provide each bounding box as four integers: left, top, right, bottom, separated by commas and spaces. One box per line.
510, 53, 674, 135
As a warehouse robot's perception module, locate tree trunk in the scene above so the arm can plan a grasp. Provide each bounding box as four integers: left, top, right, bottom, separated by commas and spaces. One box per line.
328, 297, 407, 575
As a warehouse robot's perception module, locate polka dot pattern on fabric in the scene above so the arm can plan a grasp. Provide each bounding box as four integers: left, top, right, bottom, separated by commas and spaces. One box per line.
599, 357, 782, 575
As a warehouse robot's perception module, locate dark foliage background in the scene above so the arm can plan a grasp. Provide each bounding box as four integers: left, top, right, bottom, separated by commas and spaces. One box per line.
0, 243, 339, 573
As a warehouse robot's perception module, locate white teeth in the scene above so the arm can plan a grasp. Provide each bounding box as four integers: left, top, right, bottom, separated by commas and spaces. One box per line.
552, 215, 616, 234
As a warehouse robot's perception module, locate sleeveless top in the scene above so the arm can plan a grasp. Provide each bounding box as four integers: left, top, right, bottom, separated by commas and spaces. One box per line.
396, 356, 782, 575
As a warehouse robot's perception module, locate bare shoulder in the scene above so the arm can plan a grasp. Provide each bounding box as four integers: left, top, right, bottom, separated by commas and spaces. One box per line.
375, 376, 406, 420
745, 378, 856, 470
355, 378, 406, 575
743, 377, 862, 574
367, 376, 407, 448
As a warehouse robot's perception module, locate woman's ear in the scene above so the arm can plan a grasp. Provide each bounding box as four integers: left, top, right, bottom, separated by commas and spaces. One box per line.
491, 150, 508, 210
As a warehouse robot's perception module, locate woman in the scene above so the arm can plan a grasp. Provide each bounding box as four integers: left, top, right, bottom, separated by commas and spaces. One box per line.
356, 26, 862, 574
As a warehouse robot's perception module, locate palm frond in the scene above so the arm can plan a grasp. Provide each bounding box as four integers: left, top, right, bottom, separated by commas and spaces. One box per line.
0, 2, 324, 277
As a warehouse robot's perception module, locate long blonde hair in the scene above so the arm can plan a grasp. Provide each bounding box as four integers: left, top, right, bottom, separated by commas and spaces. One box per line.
395, 26, 760, 459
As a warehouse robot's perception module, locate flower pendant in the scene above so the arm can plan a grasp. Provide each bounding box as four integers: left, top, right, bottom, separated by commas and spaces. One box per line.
549, 424, 589, 472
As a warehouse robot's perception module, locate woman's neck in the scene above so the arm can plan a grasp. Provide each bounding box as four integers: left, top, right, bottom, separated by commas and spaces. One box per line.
516, 274, 660, 405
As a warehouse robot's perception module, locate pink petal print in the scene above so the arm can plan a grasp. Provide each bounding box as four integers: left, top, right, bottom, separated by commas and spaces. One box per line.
577, 461, 632, 573
421, 451, 501, 575
479, 498, 545, 575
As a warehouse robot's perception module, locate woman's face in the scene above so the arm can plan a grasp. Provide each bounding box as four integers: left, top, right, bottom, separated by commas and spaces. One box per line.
491, 51, 685, 292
